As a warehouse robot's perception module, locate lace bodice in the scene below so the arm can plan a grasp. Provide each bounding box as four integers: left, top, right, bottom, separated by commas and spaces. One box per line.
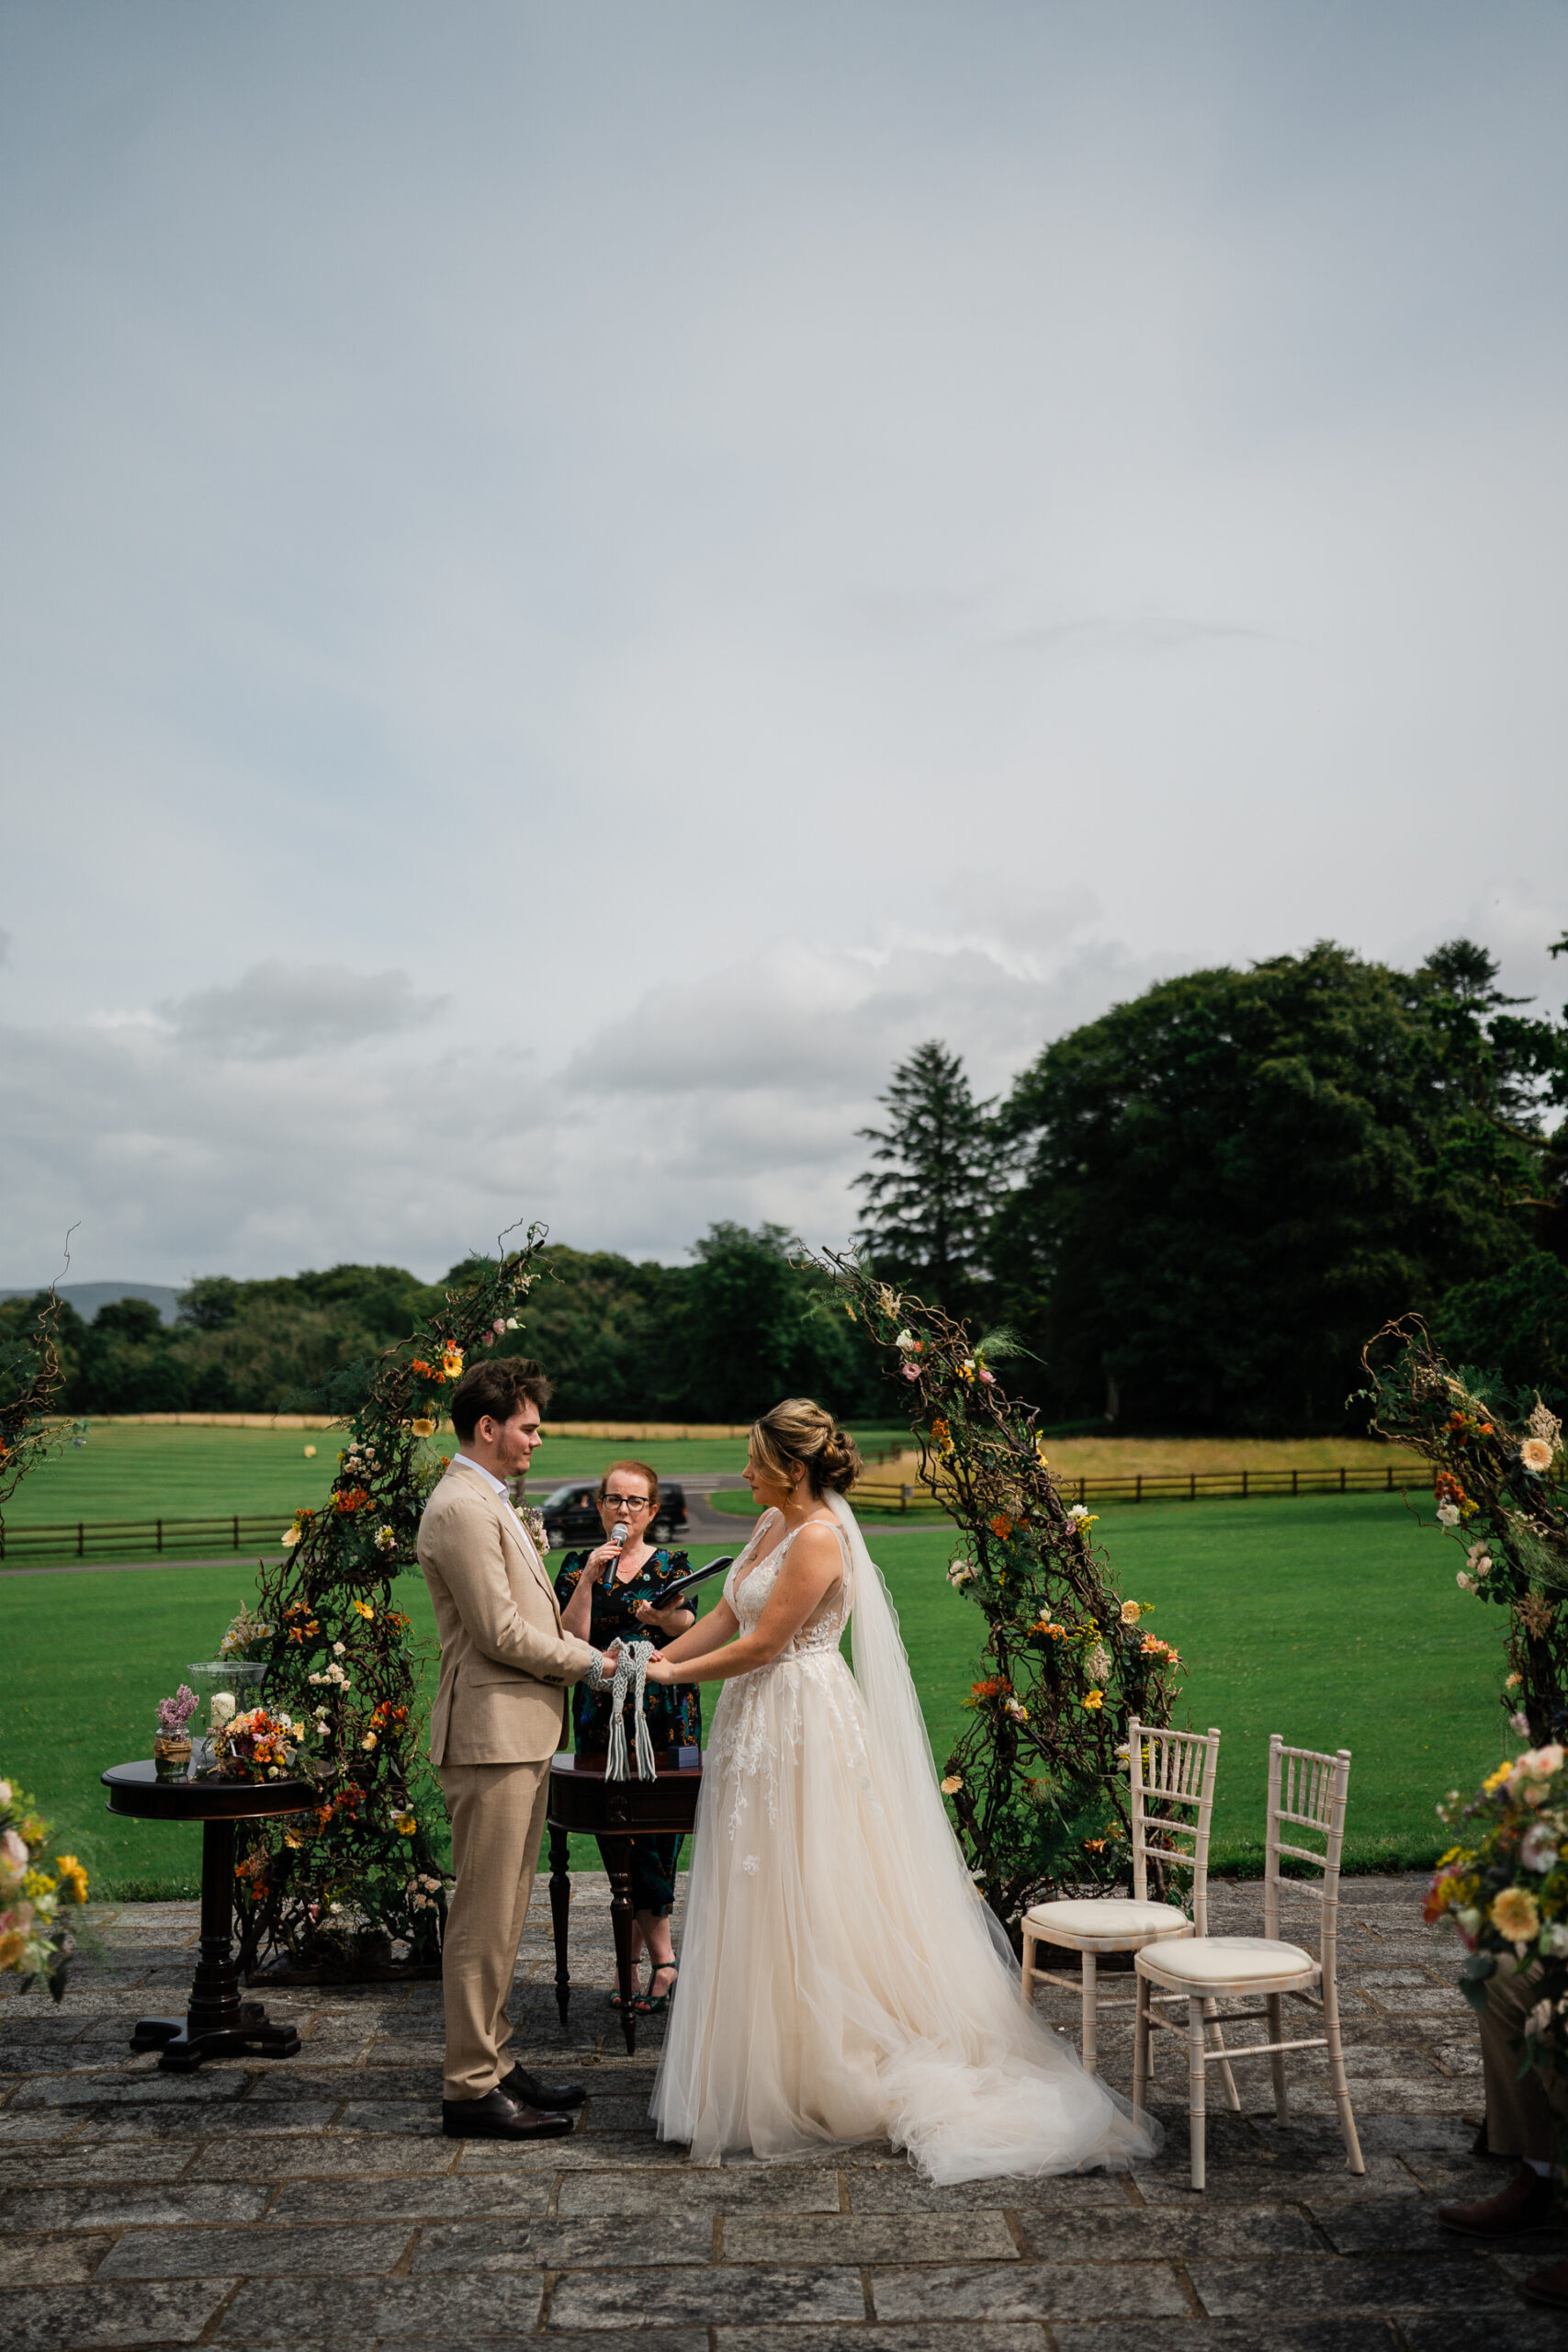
726, 1510, 852, 1656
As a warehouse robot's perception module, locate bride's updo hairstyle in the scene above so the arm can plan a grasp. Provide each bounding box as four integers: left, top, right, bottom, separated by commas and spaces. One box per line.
750, 1398, 863, 1498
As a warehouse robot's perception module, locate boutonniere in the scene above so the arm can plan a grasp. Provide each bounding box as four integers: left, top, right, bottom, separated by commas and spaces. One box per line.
520, 1506, 550, 1555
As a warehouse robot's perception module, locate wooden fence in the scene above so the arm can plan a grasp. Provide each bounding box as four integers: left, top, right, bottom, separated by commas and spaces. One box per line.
852, 1462, 1422, 1517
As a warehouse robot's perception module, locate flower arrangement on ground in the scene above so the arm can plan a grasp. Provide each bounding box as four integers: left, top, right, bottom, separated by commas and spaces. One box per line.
819, 1258, 1182, 1937
1427, 1742, 1568, 2122
1360, 1317, 1567, 1740
0, 1776, 88, 1999
234, 1229, 547, 1981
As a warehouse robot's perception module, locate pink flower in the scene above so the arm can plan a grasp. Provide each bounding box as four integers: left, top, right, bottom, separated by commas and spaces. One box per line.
902, 1364, 921, 1382
977, 1369, 995, 1383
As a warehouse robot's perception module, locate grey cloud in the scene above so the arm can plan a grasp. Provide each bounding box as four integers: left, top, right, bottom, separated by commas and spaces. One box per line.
159, 962, 448, 1058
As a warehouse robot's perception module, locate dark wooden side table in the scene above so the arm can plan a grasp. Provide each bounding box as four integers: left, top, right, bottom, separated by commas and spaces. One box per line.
101, 1760, 312, 2072
547, 1749, 702, 2055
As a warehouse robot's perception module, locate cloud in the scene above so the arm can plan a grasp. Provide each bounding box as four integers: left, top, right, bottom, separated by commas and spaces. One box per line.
158, 961, 447, 1058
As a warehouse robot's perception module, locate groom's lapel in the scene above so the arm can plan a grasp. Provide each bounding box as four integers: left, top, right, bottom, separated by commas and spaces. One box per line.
493, 1489, 558, 1613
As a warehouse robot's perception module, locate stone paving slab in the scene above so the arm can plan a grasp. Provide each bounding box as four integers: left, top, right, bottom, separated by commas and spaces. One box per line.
2, 1871, 1564, 2348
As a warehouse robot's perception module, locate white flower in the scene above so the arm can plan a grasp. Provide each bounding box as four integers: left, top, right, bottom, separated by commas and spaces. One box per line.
333, 1640, 345, 1656
895, 1329, 918, 1352
1436, 1502, 1461, 1527
1527, 1996, 1554, 2038
1086, 1645, 1112, 1685
1068, 1503, 1091, 1521
1520, 1822, 1562, 1873
1521, 1437, 1554, 1475
1455, 1906, 1483, 1938
946, 1559, 974, 1589
1456, 1572, 1474, 1590
1544, 1923, 1568, 1957
1511, 1711, 1532, 1737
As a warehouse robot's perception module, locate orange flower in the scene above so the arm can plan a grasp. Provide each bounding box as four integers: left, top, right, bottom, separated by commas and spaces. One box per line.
989, 1514, 1012, 1540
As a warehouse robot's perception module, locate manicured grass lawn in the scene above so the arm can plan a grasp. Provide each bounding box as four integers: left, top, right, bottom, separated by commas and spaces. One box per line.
0, 1494, 1506, 1897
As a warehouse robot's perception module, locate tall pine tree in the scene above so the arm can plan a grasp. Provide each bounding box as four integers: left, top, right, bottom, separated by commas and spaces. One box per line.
853, 1041, 997, 1314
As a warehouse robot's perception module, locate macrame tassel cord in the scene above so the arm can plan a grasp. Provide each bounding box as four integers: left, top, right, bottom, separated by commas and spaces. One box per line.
586, 1638, 659, 1780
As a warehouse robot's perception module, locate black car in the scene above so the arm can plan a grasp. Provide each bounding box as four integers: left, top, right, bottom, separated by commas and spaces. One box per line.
537, 1480, 687, 1549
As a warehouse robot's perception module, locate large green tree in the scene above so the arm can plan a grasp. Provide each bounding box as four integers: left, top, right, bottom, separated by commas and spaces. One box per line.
988, 940, 1567, 1431
852, 1040, 997, 1317
669, 1222, 882, 1423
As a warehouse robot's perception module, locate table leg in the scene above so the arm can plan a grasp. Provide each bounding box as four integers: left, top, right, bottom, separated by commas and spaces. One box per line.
606, 1840, 637, 2056
548, 1825, 571, 2030
130, 1817, 301, 2073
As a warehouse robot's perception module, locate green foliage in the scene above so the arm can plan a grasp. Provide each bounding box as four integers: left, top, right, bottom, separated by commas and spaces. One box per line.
0, 1289, 74, 1509
672, 1224, 883, 1422
1359, 1316, 1568, 1741
853, 1041, 998, 1317
822, 1259, 1179, 1934
989, 939, 1568, 1431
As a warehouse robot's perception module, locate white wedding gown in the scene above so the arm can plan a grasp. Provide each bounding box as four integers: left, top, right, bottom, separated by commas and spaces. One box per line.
649, 1498, 1156, 2182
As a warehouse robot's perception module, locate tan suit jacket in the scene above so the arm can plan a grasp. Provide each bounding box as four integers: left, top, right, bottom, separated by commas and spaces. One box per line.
417, 1459, 596, 1767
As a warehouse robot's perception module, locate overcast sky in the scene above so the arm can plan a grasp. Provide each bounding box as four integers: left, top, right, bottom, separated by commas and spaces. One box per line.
3, 1, 1565, 1286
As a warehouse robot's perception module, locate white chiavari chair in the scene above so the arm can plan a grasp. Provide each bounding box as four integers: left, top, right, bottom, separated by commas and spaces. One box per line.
1134, 1735, 1364, 2190
1021, 1722, 1234, 2100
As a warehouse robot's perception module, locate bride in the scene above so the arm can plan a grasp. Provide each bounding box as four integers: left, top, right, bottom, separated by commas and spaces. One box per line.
643, 1397, 1156, 2182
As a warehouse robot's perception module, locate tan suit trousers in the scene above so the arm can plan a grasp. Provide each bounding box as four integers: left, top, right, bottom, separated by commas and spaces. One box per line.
437, 1757, 551, 2102
1481, 1961, 1568, 2163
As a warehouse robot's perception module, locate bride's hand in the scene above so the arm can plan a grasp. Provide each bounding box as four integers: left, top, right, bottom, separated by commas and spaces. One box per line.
643, 1655, 676, 1686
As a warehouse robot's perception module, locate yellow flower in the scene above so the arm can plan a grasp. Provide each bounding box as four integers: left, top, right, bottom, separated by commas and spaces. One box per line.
1521, 1437, 1555, 1474
940, 1776, 963, 1795
1120, 1600, 1142, 1625
53, 1855, 88, 1905
352, 1599, 374, 1620
1483, 1760, 1516, 1794
411, 1419, 435, 1439
21, 1868, 56, 1900
440, 1347, 465, 1382
362, 1732, 378, 1751
1082, 1689, 1105, 1711
1491, 1885, 1541, 1944
395, 1813, 418, 1835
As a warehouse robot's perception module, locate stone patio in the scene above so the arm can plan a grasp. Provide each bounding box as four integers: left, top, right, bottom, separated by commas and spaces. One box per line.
1, 1872, 1562, 2351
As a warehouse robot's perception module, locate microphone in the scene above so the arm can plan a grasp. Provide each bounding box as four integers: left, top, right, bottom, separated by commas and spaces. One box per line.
611, 1521, 628, 1548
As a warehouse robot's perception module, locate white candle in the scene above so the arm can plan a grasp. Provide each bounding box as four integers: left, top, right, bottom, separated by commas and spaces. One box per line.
210, 1691, 237, 1729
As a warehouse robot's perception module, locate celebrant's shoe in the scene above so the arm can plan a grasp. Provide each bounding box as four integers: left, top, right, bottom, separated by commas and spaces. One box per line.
441, 2087, 572, 2141
637, 1963, 678, 2017
502, 2062, 586, 2111
1523, 2257, 1568, 2310
1438, 2165, 1557, 2237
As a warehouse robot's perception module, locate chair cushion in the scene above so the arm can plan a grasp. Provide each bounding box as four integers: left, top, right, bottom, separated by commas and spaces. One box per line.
1137, 1935, 1315, 1987
1025, 1898, 1190, 1942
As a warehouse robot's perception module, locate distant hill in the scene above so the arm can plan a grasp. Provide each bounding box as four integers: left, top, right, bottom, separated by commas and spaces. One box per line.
0, 1282, 183, 1327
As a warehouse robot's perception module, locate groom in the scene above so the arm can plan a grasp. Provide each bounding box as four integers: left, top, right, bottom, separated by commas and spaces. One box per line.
418, 1354, 604, 2140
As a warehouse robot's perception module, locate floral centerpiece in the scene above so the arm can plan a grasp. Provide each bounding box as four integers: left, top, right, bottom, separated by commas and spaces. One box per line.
818, 1257, 1182, 1936
209, 1708, 309, 1783
153, 1684, 198, 1780
1427, 1742, 1568, 2122
0, 1776, 88, 1999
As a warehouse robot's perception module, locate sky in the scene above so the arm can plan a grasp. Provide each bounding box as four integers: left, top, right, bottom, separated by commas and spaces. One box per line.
3, 0, 1565, 1286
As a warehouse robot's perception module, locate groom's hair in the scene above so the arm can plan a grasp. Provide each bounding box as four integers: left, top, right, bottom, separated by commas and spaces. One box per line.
450, 1356, 552, 1442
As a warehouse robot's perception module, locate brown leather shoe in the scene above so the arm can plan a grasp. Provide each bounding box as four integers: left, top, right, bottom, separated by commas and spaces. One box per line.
1522, 2257, 1568, 2310
1438, 2164, 1556, 2238
502, 2062, 587, 2111
441, 2086, 573, 2141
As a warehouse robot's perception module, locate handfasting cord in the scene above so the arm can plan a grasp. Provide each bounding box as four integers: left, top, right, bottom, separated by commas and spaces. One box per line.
584, 1639, 658, 1781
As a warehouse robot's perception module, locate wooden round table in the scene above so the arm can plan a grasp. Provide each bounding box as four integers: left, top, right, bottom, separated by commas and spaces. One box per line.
547, 1749, 702, 2054
101, 1760, 312, 2072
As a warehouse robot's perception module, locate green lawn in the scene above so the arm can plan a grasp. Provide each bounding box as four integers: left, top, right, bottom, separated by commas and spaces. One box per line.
0, 1495, 1508, 1897
2, 1423, 912, 1532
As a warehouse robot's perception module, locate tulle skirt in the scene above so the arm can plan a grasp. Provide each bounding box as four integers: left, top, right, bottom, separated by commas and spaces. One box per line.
649, 1648, 1156, 2182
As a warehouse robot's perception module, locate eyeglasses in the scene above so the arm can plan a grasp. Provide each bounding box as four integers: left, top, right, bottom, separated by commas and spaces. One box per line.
604, 1494, 651, 1511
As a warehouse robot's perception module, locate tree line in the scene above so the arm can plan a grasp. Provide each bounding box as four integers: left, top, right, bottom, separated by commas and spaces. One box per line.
5, 934, 1563, 1435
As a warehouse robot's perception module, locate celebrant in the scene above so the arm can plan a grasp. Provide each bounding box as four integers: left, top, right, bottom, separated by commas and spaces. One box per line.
417, 1357, 615, 2143
555, 1460, 700, 2016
